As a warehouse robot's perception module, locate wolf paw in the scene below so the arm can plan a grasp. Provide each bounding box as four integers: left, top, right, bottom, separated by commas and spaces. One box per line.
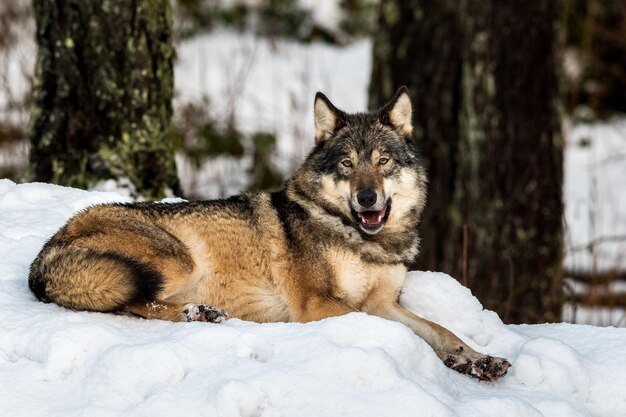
182, 304, 228, 323
443, 348, 511, 381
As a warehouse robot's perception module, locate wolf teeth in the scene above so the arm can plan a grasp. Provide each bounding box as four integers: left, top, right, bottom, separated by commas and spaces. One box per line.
358, 206, 387, 225
359, 210, 384, 225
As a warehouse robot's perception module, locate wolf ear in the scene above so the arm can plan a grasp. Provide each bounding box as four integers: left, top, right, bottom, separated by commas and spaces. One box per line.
380, 86, 413, 138
314, 92, 342, 144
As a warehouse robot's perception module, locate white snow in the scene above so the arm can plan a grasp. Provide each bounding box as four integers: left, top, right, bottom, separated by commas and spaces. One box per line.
562, 118, 626, 326
564, 118, 626, 273
1, 180, 626, 417
298, 0, 343, 33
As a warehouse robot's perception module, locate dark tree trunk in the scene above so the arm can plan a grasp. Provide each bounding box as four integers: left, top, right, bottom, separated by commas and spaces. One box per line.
29, 0, 181, 199
370, 0, 564, 323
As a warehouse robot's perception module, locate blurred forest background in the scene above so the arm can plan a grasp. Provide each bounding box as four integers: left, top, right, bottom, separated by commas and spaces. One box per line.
0, 0, 624, 325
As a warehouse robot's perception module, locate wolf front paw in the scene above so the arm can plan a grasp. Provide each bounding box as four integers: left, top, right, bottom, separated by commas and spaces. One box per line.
182, 304, 228, 323
443, 348, 511, 381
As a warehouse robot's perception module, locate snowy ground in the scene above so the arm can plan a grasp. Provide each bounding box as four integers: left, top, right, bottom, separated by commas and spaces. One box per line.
1, 180, 626, 417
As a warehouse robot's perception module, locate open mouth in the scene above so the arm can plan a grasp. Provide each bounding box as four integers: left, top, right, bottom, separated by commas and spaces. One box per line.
352, 200, 391, 234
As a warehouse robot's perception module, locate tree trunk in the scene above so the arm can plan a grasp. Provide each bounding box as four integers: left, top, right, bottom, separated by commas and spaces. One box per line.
370, 0, 564, 323
29, 0, 181, 199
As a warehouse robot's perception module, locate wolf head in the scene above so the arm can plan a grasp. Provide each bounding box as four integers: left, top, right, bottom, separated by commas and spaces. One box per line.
291, 87, 427, 237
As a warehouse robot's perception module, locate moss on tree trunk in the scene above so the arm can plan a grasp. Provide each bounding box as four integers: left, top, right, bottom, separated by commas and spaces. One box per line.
371, 0, 564, 323
29, 0, 181, 199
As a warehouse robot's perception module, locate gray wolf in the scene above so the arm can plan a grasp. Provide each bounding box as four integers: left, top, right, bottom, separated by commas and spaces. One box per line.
28, 87, 510, 381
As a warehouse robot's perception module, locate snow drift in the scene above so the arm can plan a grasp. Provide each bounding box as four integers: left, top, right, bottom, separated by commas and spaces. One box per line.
0, 180, 625, 417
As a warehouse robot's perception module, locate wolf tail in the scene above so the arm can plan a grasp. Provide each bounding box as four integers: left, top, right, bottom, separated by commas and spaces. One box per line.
28, 247, 162, 312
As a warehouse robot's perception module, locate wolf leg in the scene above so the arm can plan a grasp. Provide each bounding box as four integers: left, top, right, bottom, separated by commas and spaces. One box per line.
124, 300, 228, 323
369, 302, 510, 381
291, 294, 355, 322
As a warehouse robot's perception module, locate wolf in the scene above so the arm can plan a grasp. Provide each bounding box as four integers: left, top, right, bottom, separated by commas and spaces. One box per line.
28, 87, 510, 381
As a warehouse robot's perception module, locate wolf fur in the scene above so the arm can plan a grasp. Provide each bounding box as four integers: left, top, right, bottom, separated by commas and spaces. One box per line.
28, 87, 510, 381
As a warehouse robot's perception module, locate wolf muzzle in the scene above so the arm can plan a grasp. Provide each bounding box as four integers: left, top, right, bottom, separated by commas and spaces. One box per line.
351, 190, 390, 234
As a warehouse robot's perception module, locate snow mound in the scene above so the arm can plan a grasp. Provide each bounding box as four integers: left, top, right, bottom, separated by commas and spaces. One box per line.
1, 180, 625, 416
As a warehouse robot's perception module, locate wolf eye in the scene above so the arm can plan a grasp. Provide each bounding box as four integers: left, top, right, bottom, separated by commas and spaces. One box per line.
379, 156, 390, 165
341, 159, 352, 168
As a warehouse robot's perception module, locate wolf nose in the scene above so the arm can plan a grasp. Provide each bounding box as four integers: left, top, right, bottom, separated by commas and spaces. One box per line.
357, 190, 377, 208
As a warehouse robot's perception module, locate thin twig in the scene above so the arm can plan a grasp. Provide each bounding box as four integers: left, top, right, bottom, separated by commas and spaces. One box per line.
569, 234, 626, 252
565, 269, 626, 283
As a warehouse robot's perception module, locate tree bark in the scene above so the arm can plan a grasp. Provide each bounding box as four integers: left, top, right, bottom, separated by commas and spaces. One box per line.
29, 0, 181, 199
370, 0, 564, 323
